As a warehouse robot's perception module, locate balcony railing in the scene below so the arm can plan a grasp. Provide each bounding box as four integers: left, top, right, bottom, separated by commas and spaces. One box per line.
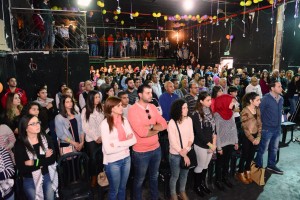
10, 7, 88, 52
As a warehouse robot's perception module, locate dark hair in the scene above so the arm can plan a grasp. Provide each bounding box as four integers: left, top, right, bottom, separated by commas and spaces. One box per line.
232, 75, 240, 81
36, 85, 47, 94
228, 86, 238, 94
58, 82, 67, 92
211, 86, 222, 98
133, 78, 140, 83
269, 80, 279, 90
18, 114, 45, 154
125, 77, 133, 85
59, 95, 77, 118
117, 91, 127, 98
170, 99, 187, 123
189, 82, 197, 89
85, 90, 103, 122
103, 97, 123, 132
21, 102, 41, 116
6, 77, 16, 83
143, 80, 152, 86
170, 78, 178, 83
199, 77, 205, 81
137, 84, 151, 94
242, 92, 259, 108
195, 91, 212, 119
103, 86, 114, 102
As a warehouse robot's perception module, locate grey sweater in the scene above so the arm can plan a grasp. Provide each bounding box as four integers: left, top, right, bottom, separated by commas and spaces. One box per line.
214, 113, 238, 150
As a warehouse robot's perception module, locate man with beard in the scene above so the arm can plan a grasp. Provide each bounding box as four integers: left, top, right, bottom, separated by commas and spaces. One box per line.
125, 77, 138, 105
128, 85, 167, 200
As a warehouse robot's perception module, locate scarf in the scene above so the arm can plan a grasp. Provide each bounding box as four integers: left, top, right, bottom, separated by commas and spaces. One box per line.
214, 94, 234, 120
25, 135, 58, 200
196, 107, 216, 132
35, 97, 54, 108
114, 115, 127, 141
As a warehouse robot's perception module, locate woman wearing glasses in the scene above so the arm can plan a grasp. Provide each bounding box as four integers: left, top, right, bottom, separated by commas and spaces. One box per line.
15, 115, 58, 200
101, 96, 136, 200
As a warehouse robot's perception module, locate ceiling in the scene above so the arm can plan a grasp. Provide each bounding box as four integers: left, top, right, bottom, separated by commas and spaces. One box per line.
51, 0, 274, 29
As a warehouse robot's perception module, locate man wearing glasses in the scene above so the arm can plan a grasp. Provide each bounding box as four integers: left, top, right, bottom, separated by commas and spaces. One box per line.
128, 85, 167, 200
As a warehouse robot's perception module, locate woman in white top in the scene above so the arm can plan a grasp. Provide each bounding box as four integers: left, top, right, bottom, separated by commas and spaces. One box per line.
81, 90, 105, 187
168, 99, 194, 200
101, 96, 136, 200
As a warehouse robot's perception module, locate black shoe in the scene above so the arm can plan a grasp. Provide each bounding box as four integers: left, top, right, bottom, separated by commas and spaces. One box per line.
266, 166, 284, 175
194, 186, 206, 197
215, 181, 226, 191
200, 183, 212, 194
222, 178, 234, 188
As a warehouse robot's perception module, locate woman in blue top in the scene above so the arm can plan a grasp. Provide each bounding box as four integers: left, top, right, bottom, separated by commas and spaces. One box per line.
55, 95, 84, 153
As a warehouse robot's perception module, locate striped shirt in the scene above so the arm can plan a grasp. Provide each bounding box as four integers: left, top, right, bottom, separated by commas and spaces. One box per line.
0, 147, 15, 199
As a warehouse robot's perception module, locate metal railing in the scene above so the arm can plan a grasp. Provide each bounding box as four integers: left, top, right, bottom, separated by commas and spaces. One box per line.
10, 7, 88, 52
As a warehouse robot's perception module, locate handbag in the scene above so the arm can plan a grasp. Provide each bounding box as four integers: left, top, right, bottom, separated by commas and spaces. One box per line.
97, 171, 109, 187
175, 122, 197, 169
59, 121, 76, 156
250, 161, 265, 186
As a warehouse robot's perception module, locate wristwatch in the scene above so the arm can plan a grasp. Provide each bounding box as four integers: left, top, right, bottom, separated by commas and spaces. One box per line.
149, 124, 154, 131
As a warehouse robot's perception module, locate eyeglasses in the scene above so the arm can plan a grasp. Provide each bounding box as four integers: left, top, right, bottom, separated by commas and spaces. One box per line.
145, 109, 152, 120
28, 121, 41, 127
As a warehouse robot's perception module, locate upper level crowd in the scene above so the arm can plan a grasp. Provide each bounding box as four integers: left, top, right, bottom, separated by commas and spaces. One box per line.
0, 62, 299, 200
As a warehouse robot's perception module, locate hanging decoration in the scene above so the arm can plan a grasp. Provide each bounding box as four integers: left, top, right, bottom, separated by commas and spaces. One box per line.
224, 0, 227, 28
102, 9, 106, 14
295, 0, 299, 18
116, 0, 121, 14
242, 0, 246, 37
256, 3, 260, 32
164, 16, 168, 21
216, 0, 220, 26
97, 1, 105, 7
121, 20, 124, 25
152, 12, 161, 18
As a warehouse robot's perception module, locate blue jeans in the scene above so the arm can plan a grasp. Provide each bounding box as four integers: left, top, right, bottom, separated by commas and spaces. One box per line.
289, 96, 299, 115
108, 46, 114, 58
23, 173, 55, 200
132, 147, 161, 200
90, 44, 98, 56
105, 156, 131, 200
255, 129, 281, 168
169, 154, 189, 195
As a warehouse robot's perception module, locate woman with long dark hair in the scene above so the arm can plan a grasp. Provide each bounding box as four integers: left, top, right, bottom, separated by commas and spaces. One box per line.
211, 86, 223, 113
214, 94, 239, 191
236, 92, 261, 184
81, 90, 105, 187
15, 115, 57, 200
101, 97, 136, 200
191, 91, 216, 197
55, 95, 84, 154
168, 99, 194, 200
259, 70, 270, 96
287, 74, 300, 116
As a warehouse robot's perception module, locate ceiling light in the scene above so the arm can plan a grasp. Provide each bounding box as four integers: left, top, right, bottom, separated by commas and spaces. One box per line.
77, 0, 92, 7
183, 0, 194, 12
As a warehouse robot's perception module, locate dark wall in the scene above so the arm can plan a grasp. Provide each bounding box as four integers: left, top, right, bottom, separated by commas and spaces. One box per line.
281, 3, 300, 69
0, 52, 89, 101
192, 10, 276, 68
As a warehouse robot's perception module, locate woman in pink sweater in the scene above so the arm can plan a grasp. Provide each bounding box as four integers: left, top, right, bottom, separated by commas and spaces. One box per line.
101, 97, 136, 200
168, 99, 194, 200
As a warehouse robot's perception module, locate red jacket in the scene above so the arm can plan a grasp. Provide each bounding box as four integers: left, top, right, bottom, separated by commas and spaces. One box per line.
1, 88, 28, 108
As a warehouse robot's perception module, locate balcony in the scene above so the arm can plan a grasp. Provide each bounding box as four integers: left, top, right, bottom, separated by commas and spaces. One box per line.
10, 7, 88, 52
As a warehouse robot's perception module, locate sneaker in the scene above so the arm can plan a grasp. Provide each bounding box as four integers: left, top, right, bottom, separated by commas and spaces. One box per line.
266, 166, 284, 175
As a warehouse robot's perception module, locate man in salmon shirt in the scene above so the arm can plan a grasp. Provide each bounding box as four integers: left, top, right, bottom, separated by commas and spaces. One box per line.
128, 85, 167, 200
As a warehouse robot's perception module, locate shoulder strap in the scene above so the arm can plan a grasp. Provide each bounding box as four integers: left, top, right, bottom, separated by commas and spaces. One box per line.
175, 121, 183, 149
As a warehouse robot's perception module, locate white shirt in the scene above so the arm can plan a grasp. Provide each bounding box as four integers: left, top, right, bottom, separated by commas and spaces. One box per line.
81, 108, 105, 142
101, 118, 136, 164
152, 82, 162, 98
245, 84, 263, 98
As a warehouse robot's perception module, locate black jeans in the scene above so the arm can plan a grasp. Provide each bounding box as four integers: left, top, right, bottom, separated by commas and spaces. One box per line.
216, 145, 234, 181
238, 133, 257, 172
86, 141, 102, 175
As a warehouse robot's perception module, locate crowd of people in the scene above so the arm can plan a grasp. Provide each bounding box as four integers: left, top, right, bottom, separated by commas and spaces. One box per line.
0, 63, 299, 200
88, 32, 172, 58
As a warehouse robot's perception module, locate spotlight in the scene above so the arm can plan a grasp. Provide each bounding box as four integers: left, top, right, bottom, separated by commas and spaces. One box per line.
183, 0, 194, 12
77, 0, 92, 7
